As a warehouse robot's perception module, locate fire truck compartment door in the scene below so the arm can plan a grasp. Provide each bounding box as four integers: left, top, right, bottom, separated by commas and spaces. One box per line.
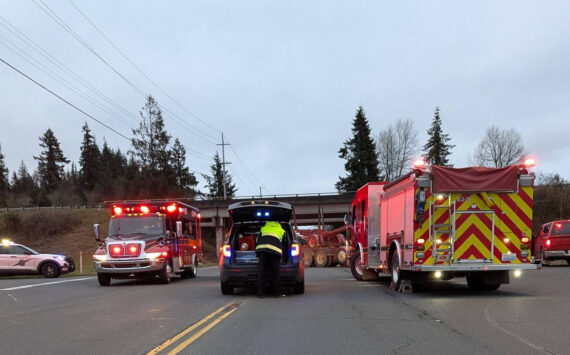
453, 210, 495, 262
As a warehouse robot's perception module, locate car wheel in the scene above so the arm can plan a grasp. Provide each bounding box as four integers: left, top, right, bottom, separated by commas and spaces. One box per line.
97, 273, 111, 286
40, 262, 60, 278
221, 282, 233, 295
159, 263, 173, 284
314, 249, 328, 267
390, 252, 401, 291
293, 280, 305, 294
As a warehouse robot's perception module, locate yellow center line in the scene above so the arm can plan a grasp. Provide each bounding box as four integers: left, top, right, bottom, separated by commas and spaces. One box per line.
145, 300, 236, 355
167, 306, 239, 355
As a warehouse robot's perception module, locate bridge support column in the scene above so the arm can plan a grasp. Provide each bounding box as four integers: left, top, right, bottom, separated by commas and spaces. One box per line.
215, 213, 224, 258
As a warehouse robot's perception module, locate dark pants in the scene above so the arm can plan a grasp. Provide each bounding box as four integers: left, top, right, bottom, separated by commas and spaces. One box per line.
258, 252, 281, 296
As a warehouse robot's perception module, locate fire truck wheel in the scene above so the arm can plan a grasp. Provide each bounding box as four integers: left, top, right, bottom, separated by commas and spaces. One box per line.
337, 248, 347, 266
390, 252, 401, 291
159, 264, 173, 284
97, 273, 111, 286
314, 249, 329, 268
221, 282, 233, 295
350, 251, 363, 281
189, 260, 198, 278
40, 262, 60, 278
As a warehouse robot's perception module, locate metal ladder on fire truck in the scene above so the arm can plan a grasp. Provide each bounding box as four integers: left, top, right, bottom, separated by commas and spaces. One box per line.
429, 195, 455, 265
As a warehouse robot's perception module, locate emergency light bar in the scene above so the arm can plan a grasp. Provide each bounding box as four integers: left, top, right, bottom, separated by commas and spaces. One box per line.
111, 202, 190, 216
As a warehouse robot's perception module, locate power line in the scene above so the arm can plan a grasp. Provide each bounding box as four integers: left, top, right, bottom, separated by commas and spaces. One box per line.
0, 56, 131, 140
68, 0, 221, 136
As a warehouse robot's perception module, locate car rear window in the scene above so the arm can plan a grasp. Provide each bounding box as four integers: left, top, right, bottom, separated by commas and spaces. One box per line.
551, 222, 570, 236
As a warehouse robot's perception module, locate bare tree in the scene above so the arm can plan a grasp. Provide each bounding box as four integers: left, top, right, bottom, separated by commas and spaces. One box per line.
472, 126, 525, 168
377, 119, 418, 181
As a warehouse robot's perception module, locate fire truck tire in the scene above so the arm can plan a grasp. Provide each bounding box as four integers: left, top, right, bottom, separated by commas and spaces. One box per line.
221, 282, 233, 295
314, 249, 329, 267
159, 264, 173, 284
293, 280, 305, 294
303, 248, 314, 267
188, 260, 198, 278
337, 248, 348, 266
97, 273, 111, 286
349, 250, 378, 281
390, 252, 402, 291
40, 262, 60, 278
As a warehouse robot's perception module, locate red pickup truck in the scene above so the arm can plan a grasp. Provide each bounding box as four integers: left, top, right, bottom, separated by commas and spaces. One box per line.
533, 220, 570, 266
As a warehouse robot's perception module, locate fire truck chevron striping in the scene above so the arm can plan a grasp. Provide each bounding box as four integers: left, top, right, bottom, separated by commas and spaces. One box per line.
349, 159, 538, 292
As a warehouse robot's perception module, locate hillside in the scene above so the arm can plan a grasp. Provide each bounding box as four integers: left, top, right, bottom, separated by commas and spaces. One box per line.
0, 209, 218, 276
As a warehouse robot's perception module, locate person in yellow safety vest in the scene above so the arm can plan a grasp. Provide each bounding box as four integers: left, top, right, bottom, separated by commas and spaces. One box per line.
256, 221, 285, 298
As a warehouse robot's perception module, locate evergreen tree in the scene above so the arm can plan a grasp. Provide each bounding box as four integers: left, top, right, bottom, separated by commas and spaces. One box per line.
34, 128, 69, 192
130, 95, 172, 196
204, 152, 236, 198
336, 106, 380, 192
10, 161, 36, 194
423, 107, 454, 166
171, 138, 198, 194
79, 122, 101, 191
0, 144, 8, 206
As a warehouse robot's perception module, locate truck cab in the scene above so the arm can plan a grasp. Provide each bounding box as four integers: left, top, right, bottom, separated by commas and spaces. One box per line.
533, 220, 570, 266
93, 201, 202, 286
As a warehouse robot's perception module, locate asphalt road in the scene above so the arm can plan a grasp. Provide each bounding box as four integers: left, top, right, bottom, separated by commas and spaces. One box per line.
1, 263, 569, 355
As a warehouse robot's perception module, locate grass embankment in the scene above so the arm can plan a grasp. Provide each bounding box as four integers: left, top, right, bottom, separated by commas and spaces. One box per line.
0, 209, 218, 277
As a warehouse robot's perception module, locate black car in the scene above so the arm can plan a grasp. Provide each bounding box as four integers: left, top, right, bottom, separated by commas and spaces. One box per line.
219, 201, 305, 295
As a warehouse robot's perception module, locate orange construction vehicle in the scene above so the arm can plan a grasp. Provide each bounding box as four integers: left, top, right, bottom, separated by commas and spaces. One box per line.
349, 158, 538, 291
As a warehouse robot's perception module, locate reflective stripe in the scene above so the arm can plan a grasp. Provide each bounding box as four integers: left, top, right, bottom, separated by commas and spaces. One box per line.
261, 232, 282, 240
256, 244, 282, 254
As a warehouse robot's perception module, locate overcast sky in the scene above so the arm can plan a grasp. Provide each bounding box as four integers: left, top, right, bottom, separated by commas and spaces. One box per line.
1, 1, 569, 196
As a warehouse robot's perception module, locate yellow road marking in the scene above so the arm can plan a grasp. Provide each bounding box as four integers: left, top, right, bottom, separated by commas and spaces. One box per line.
167, 306, 238, 355
145, 301, 236, 355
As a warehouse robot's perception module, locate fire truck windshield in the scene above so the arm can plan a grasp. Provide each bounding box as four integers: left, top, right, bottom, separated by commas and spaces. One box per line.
108, 215, 165, 237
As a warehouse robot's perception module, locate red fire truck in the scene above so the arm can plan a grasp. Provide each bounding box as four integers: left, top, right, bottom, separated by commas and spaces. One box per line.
93, 201, 202, 286
349, 159, 538, 291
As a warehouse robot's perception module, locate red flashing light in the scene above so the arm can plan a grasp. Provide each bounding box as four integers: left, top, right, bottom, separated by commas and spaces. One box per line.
413, 158, 426, 169
140, 205, 150, 214
109, 245, 124, 257
167, 204, 177, 213
197, 213, 201, 219
222, 245, 231, 258
555, 223, 563, 229
291, 243, 300, 257
161, 251, 168, 257
113, 206, 123, 215
522, 157, 536, 168
127, 244, 141, 257
546, 239, 551, 247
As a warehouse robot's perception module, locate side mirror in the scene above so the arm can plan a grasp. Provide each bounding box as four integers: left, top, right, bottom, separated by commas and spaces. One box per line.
344, 213, 351, 225
176, 221, 183, 239
165, 230, 172, 239
94, 224, 100, 241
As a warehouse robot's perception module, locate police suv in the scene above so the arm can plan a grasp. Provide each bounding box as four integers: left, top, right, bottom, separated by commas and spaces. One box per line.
219, 201, 305, 295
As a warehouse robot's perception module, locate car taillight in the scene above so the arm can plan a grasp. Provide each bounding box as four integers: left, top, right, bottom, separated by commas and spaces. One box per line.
109, 245, 124, 257
127, 244, 141, 257
291, 243, 300, 257
222, 245, 231, 258
545, 239, 551, 247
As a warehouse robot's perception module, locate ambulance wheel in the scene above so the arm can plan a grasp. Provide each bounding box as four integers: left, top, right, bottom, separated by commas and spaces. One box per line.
159, 264, 173, 284
221, 282, 233, 295
390, 252, 401, 291
314, 249, 328, 267
350, 250, 364, 281
97, 273, 111, 286
40, 262, 60, 278
293, 280, 305, 294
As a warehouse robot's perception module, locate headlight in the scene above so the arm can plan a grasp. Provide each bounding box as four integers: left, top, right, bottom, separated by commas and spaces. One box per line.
55, 255, 66, 261
93, 255, 107, 261
146, 252, 162, 260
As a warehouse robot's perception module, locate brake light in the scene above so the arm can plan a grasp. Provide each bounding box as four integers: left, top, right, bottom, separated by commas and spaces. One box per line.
546, 239, 551, 247
167, 204, 177, 213
222, 245, 231, 258
113, 206, 123, 215
127, 244, 141, 257
109, 245, 124, 257
291, 243, 300, 257
140, 205, 150, 214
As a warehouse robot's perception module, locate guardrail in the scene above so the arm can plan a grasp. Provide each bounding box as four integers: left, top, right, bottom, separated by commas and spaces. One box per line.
0, 205, 103, 213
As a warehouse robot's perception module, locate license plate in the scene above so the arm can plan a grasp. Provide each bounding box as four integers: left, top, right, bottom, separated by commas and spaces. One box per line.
502, 253, 516, 262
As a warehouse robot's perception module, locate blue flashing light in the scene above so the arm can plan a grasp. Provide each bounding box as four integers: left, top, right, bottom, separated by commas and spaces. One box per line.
256, 211, 262, 217
264, 211, 270, 217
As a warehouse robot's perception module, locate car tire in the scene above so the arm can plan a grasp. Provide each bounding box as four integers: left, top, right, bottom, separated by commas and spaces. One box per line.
40, 262, 60, 278
221, 282, 233, 295
314, 249, 328, 268
390, 252, 401, 291
159, 263, 173, 284
97, 272, 111, 286
293, 280, 305, 294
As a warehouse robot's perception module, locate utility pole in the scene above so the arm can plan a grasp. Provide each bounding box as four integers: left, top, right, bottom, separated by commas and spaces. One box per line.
217, 133, 231, 199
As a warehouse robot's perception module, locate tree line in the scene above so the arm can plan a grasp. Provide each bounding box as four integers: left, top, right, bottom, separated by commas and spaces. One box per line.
0, 96, 236, 207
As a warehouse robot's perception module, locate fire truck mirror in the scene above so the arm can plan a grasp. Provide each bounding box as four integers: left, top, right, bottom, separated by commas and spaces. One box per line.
165, 230, 172, 239
176, 221, 183, 238
94, 224, 100, 241
344, 213, 351, 225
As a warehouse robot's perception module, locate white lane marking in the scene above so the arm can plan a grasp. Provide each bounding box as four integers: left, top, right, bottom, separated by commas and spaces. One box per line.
0, 277, 95, 291
3, 293, 18, 301
484, 298, 558, 355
